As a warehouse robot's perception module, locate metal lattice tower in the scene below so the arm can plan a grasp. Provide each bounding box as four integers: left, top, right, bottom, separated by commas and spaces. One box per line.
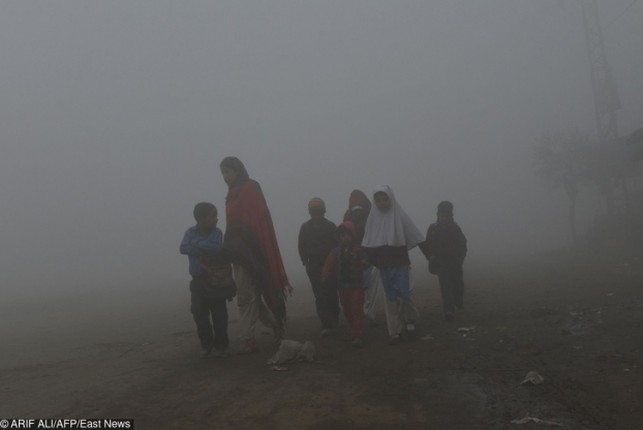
580, 0, 621, 144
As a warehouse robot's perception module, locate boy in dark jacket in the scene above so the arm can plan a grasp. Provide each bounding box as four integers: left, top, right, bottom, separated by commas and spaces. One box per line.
298, 197, 339, 335
321, 222, 370, 348
424, 201, 467, 322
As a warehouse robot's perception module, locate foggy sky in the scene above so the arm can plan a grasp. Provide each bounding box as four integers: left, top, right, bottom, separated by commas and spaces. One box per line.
1, 1, 642, 301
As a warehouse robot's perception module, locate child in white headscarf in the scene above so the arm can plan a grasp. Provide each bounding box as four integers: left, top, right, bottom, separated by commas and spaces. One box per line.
362, 185, 425, 344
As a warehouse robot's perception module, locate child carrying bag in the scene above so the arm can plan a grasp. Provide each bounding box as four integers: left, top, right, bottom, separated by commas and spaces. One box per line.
200, 252, 237, 300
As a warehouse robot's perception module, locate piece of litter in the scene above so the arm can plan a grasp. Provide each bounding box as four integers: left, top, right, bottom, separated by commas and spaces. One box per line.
624, 368, 631, 372
271, 365, 288, 371
420, 334, 433, 341
521, 371, 544, 385
510, 416, 563, 427
457, 326, 475, 335
606, 293, 615, 297
266, 339, 315, 365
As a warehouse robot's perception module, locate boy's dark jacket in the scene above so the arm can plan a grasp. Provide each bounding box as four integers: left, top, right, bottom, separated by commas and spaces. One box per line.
298, 217, 337, 268
424, 219, 467, 267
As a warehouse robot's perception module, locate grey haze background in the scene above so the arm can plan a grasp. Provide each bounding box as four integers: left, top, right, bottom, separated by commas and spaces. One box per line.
1, 1, 642, 301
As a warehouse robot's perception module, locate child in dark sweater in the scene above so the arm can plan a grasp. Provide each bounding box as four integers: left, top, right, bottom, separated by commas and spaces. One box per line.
424, 201, 467, 322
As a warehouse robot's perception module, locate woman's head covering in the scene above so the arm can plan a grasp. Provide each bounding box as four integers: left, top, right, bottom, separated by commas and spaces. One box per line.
220, 156, 250, 187
348, 190, 372, 213
362, 185, 425, 249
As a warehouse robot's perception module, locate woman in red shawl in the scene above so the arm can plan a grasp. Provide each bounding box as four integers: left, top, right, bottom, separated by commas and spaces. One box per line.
220, 157, 291, 353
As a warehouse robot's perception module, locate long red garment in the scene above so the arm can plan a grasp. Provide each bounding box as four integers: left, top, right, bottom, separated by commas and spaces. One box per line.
225, 180, 290, 301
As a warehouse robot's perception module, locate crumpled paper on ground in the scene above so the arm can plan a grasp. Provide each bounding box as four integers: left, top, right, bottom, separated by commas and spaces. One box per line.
510, 416, 563, 427
267, 339, 315, 365
521, 371, 544, 385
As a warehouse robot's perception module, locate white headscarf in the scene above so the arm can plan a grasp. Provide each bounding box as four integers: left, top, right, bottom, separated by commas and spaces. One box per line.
361, 185, 425, 249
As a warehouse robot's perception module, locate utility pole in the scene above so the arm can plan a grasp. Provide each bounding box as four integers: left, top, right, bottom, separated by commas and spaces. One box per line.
579, 0, 629, 214
580, 0, 621, 145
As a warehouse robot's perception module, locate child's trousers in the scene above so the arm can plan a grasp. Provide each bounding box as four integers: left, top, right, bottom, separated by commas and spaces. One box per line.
306, 265, 340, 330
437, 266, 465, 314
338, 288, 365, 340
190, 278, 229, 350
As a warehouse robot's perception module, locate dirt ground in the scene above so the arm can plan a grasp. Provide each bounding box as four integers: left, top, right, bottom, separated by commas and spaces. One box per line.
2, 252, 642, 430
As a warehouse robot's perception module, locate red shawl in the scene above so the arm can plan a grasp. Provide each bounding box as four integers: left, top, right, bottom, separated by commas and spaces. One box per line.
225, 180, 290, 302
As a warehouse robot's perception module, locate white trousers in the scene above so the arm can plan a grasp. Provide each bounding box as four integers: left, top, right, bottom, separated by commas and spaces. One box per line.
233, 265, 276, 341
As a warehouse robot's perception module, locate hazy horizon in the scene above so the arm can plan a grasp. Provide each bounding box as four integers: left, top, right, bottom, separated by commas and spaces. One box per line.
1, 1, 642, 302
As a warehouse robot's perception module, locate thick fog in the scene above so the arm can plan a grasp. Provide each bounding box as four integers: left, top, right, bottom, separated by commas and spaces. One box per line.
1, 1, 642, 301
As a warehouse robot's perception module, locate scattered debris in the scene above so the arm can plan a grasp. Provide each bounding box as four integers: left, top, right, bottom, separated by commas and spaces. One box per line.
266, 339, 315, 365
457, 326, 476, 336
510, 416, 564, 427
271, 365, 288, 371
420, 334, 433, 341
521, 371, 544, 385
560, 318, 592, 336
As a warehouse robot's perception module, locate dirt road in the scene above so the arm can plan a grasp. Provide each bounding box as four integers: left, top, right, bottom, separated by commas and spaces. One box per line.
2, 254, 642, 429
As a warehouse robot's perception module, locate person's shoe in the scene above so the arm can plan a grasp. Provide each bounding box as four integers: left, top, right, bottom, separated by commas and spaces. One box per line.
201, 345, 214, 359
212, 347, 230, 358
351, 338, 364, 349
321, 328, 332, 337
239, 338, 258, 354
389, 334, 402, 345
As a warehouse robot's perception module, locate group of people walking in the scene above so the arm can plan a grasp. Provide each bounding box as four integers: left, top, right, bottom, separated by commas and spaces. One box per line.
180, 156, 467, 358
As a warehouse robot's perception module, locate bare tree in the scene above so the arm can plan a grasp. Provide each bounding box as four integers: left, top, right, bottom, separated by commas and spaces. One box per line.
533, 129, 593, 246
